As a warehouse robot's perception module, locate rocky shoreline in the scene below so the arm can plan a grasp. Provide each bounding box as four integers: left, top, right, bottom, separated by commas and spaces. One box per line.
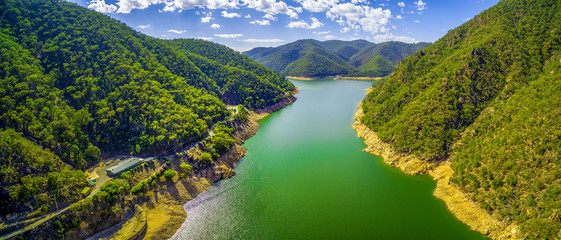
352, 102, 520, 240
139, 96, 297, 239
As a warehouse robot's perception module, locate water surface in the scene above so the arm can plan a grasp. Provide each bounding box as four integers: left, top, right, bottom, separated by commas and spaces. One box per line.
172, 78, 487, 240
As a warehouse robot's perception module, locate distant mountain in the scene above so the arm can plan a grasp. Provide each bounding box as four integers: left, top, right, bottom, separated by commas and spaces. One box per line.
360, 0, 561, 238
244, 39, 430, 78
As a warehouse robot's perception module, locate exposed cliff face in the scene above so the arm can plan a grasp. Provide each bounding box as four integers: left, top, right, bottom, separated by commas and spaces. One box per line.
352, 102, 520, 240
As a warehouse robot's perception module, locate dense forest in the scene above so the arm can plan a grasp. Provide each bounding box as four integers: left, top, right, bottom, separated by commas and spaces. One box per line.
0, 0, 293, 218
244, 39, 429, 78
360, 0, 561, 238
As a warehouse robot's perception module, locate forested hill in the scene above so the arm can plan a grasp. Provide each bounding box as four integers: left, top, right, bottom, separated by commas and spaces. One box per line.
244, 39, 430, 78
0, 0, 293, 216
360, 0, 561, 238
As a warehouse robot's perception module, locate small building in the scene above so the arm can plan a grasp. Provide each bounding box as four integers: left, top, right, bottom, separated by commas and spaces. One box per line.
106, 157, 143, 176
88, 180, 96, 187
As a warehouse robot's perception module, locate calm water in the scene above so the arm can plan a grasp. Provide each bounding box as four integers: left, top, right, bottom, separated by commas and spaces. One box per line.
171, 78, 488, 240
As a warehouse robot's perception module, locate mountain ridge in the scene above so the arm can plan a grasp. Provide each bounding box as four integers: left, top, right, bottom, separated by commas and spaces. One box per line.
244, 39, 430, 78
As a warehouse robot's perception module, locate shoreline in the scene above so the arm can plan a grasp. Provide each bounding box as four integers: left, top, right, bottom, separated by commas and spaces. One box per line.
352, 101, 519, 240
285, 76, 316, 81
333, 76, 382, 80
141, 96, 297, 239
286, 75, 382, 81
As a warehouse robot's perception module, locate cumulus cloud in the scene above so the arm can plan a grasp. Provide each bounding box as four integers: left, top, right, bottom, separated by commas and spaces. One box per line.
168, 29, 186, 34
198, 36, 214, 40
245, 14, 251, 18
263, 14, 277, 21
211, 24, 221, 29
287, 17, 323, 29
215, 33, 244, 38
398, 2, 405, 7
115, 0, 166, 13
373, 33, 417, 43
414, 19, 420, 23
88, 0, 118, 13
250, 19, 271, 25
138, 24, 151, 29
201, 16, 212, 22
327, 3, 391, 33
160, 0, 238, 12
395, 15, 403, 19
414, 0, 426, 11
243, 38, 284, 42
296, 0, 339, 13
313, 31, 330, 35
221, 10, 241, 18
243, 0, 299, 18
351, 0, 368, 4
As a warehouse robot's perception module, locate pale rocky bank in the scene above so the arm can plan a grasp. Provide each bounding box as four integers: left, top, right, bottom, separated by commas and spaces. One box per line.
352, 100, 520, 240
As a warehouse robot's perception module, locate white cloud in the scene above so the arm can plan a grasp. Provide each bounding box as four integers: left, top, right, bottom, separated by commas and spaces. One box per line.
340, 27, 350, 33
211, 24, 221, 29
395, 15, 403, 19
221, 10, 241, 18
414, 0, 426, 11
243, 38, 284, 42
373, 33, 417, 43
414, 19, 420, 23
138, 24, 151, 29
351, 0, 368, 3
198, 36, 214, 40
115, 0, 165, 13
214, 33, 244, 38
313, 31, 330, 35
250, 19, 271, 25
168, 29, 186, 34
287, 17, 323, 29
327, 3, 391, 34
397, 2, 405, 7
163, 0, 238, 12
324, 35, 336, 40
243, 0, 299, 18
201, 16, 212, 22
88, 0, 118, 13
263, 14, 278, 21
296, 0, 339, 13
245, 14, 252, 18
462, 17, 471, 21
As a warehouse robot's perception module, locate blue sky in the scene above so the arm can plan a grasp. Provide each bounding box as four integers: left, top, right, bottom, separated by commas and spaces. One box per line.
68, 0, 500, 52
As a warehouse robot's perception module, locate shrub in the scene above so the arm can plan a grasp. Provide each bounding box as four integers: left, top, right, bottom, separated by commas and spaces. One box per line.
164, 169, 176, 179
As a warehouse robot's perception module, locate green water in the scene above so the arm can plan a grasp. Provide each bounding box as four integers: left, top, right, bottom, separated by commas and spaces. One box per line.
171, 78, 488, 240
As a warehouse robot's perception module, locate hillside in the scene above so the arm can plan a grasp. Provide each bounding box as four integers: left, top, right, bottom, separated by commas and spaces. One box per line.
0, 0, 294, 221
244, 39, 429, 78
359, 0, 561, 238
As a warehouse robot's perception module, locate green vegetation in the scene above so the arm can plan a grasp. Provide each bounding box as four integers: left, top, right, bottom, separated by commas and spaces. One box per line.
360, 0, 561, 237
244, 39, 429, 78
0, 0, 292, 218
180, 162, 193, 178
163, 169, 176, 179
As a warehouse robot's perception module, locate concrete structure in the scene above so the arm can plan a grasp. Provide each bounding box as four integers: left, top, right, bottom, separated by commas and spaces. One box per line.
106, 157, 143, 176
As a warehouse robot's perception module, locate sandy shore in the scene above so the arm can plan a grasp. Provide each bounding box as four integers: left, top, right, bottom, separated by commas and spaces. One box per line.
334, 76, 382, 80
285, 76, 316, 80
352, 101, 520, 240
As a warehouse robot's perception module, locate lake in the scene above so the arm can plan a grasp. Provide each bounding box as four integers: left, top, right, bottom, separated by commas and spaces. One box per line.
171, 78, 488, 240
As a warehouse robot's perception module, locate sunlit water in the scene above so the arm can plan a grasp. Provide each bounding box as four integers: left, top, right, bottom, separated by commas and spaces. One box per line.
171, 78, 488, 240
